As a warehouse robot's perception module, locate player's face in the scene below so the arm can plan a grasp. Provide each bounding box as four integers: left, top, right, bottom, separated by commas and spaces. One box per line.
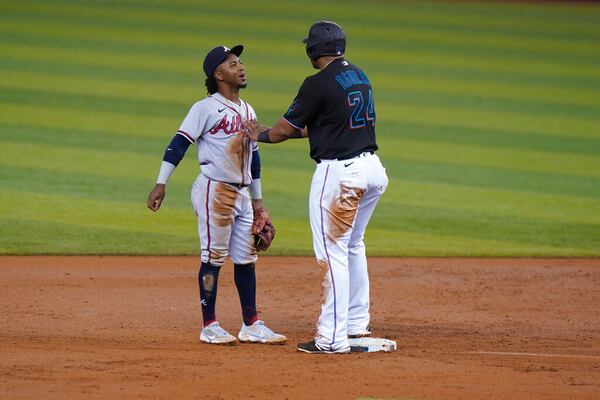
215, 53, 247, 89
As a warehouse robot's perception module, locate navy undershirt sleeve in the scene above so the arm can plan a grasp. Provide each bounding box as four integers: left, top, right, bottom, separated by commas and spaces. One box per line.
163, 134, 191, 166
251, 149, 261, 179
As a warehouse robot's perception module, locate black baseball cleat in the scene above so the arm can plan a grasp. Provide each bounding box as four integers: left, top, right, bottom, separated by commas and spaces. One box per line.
297, 340, 350, 354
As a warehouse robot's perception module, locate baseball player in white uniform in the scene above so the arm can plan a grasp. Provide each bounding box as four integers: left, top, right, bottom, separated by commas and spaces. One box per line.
244, 22, 388, 353
147, 45, 286, 345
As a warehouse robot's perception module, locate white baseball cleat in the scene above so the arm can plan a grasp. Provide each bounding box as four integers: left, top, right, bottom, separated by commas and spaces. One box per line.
199, 321, 237, 345
238, 320, 287, 344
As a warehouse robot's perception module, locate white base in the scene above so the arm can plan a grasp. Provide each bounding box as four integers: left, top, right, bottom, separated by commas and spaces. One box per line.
349, 337, 397, 353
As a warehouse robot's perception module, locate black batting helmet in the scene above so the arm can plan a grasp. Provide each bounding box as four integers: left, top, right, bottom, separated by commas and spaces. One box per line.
303, 21, 346, 60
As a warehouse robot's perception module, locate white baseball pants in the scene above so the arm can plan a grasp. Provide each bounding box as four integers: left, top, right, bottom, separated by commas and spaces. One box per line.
309, 153, 388, 352
191, 174, 257, 267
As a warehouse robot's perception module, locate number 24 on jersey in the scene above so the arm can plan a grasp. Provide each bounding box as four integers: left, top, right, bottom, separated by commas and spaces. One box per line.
347, 89, 375, 130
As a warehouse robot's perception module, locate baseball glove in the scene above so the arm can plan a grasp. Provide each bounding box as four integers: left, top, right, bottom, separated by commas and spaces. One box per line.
253, 207, 275, 252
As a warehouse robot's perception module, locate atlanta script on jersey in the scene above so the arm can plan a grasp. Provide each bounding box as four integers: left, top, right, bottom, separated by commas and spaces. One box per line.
177, 92, 258, 186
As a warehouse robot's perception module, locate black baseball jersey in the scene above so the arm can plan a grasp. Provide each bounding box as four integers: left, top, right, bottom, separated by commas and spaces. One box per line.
283, 58, 378, 161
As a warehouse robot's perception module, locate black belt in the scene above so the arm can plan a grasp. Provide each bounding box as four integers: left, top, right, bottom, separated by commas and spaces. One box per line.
338, 150, 374, 160
316, 150, 374, 164
207, 176, 249, 189
223, 181, 249, 189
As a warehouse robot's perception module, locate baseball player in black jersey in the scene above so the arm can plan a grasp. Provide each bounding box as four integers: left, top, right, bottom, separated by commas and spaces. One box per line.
244, 21, 388, 353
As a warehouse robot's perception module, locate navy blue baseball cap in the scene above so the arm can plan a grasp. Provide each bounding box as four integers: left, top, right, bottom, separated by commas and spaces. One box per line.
203, 44, 244, 78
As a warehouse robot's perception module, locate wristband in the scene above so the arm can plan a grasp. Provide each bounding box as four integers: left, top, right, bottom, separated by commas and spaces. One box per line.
156, 161, 176, 184
257, 129, 272, 143
249, 178, 262, 199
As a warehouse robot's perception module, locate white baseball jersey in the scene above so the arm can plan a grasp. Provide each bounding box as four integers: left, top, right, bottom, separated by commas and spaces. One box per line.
177, 92, 258, 185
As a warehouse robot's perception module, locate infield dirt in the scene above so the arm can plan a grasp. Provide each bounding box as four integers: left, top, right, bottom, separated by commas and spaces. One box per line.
1, 256, 599, 399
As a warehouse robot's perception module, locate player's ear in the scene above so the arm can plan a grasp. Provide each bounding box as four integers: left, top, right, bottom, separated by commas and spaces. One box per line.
213, 68, 224, 82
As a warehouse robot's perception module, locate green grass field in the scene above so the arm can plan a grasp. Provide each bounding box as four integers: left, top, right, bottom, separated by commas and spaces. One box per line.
1, 0, 599, 256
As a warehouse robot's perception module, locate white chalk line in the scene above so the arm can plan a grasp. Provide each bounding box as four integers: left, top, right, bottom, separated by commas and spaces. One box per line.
461, 351, 600, 359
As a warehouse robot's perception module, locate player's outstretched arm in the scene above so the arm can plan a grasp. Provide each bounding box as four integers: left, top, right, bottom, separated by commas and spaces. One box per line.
147, 133, 192, 212
243, 118, 306, 143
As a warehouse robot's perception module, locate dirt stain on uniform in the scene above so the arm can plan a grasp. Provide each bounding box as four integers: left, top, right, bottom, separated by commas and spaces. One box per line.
226, 132, 247, 171
209, 250, 227, 266
327, 185, 365, 242
202, 273, 215, 298
212, 182, 238, 227
249, 242, 258, 258
317, 259, 330, 306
